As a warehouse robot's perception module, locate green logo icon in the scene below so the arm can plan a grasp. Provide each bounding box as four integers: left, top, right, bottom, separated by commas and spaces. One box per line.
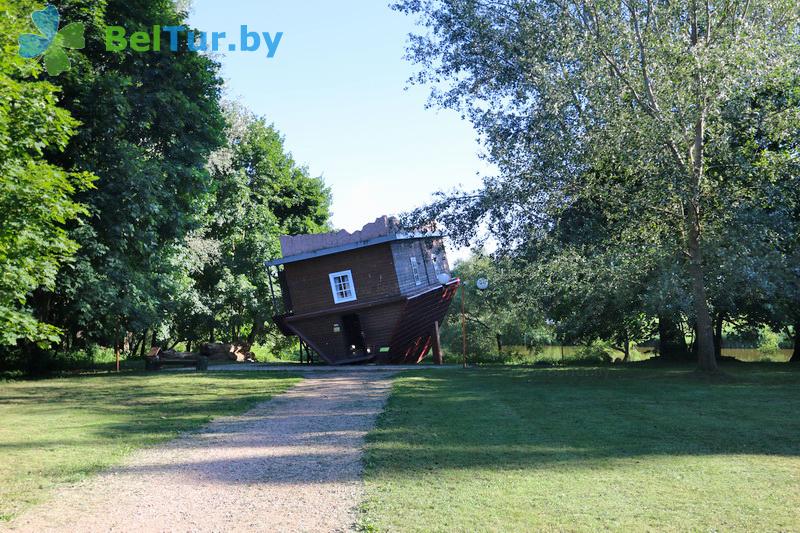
18, 4, 85, 76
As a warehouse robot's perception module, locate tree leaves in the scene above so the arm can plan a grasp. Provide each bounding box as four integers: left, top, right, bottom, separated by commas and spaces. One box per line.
0, 2, 95, 347
394, 0, 800, 356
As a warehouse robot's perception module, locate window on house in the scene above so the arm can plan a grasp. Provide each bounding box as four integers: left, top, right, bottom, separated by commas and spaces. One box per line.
329, 270, 357, 304
410, 256, 422, 285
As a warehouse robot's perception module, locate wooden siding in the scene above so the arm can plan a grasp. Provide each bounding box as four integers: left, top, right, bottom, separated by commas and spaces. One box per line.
385, 280, 459, 363
391, 238, 451, 295
391, 240, 429, 293
289, 301, 406, 362
429, 238, 450, 277
282, 243, 400, 315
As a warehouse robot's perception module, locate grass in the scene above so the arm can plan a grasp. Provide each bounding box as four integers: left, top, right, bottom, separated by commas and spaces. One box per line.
496, 345, 794, 364
0, 371, 300, 521
507, 344, 655, 364
360, 364, 800, 532
720, 348, 793, 363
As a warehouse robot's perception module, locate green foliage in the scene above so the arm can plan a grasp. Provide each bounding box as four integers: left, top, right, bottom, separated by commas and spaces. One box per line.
250, 341, 300, 363
571, 340, 616, 364
0, 0, 94, 347
438, 252, 544, 364
1, 1, 331, 373
171, 103, 331, 347
757, 327, 782, 357
41, 0, 227, 345
395, 0, 800, 368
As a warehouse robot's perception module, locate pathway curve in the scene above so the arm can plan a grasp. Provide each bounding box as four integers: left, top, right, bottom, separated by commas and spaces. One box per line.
5, 372, 396, 533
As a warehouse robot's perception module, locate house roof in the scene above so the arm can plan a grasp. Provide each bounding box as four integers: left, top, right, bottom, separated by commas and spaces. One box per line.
265, 232, 441, 266
265, 216, 441, 267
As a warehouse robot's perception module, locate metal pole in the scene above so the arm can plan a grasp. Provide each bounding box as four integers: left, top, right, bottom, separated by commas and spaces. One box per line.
267, 265, 277, 314
432, 320, 443, 365
114, 322, 120, 373
461, 282, 467, 368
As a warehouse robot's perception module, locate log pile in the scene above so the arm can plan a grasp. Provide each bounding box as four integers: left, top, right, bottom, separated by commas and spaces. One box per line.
157, 348, 194, 359
199, 342, 256, 362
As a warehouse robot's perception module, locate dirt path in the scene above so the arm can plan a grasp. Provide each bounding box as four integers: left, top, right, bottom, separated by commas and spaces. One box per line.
5, 372, 396, 533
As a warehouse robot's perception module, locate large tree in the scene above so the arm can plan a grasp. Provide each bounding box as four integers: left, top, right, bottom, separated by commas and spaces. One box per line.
43, 0, 226, 347
395, 0, 800, 371
171, 104, 331, 347
0, 0, 94, 349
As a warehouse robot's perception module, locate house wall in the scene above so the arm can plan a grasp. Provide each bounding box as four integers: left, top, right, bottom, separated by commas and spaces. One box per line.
290, 301, 406, 361
429, 238, 451, 277
282, 243, 400, 315
391, 238, 451, 295
279, 238, 452, 363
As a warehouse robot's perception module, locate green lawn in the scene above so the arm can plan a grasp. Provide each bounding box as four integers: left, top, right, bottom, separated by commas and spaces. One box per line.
360, 365, 800, 532
0, 371, 300, 521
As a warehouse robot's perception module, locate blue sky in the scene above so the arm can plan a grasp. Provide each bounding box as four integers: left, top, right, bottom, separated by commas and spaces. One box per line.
187, 0, 491, 240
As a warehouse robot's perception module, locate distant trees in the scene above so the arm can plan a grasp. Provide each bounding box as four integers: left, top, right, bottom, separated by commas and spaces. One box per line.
395, 0, 800, 370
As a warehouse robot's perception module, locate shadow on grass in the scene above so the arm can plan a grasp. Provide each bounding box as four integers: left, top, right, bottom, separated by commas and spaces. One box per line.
0, 372, 301, 451
364, 364, 800, 474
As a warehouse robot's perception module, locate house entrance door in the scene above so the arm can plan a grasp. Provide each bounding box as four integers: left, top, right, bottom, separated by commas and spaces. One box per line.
341, 313, 367, 355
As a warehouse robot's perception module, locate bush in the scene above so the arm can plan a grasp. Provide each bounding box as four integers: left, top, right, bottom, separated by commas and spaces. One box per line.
572, 340, 616, 363
251, 341, 300, 362
758, 327, 781, 358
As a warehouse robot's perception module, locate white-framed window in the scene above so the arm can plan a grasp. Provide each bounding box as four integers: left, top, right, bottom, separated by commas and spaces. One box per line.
410, 256, 422, 285
431, 254, 441, 274
329, 270, 357, 304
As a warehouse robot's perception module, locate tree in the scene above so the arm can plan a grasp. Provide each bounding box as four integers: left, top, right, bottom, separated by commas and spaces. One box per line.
394, 0, 800, 371
172, 104, 331, 346
0, 0, 94, 348
43, 0, 226, 348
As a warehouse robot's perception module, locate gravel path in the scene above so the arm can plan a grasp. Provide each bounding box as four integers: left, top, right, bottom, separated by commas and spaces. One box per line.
5, 372, 396, 533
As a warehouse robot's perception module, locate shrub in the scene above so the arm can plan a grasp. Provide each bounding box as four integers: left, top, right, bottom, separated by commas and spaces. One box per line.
757, 327, 781, 358
251, 341, 300, 362
572, 340, 616, 363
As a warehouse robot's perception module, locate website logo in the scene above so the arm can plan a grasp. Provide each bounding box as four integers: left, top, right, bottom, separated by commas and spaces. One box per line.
105, 26, 283, 58
18, 4, 85, 76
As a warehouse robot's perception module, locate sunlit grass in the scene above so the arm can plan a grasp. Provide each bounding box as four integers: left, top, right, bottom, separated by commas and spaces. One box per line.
0, 372, 300, 521
361, 365, 800, 532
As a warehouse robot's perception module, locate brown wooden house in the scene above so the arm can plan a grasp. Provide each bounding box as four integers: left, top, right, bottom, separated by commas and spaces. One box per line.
266, 216, 459, 364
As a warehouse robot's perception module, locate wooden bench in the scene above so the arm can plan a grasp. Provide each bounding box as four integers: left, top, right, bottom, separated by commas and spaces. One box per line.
145, 347, 208, 371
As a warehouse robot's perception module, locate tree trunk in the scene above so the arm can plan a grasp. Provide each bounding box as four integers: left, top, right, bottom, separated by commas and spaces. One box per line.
686, 207, 717, 372
623, 339, 630, 362
131, 335, 142, 357
713, 312, 724, 361
686, 6, 716, 373
247, 319, 263, 345
658, 314, 689, 360
140, 331, 148, 357
791, 323, 800, 363
124, 331, 134, 354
